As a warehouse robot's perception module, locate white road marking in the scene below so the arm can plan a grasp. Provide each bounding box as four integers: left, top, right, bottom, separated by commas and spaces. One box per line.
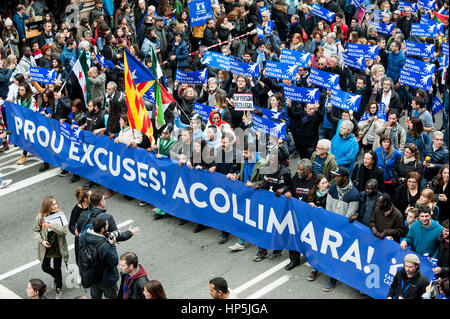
245, 275, 290, 299
0, 220, 134, 282
234, 259, 290, 295
0, 168, 60, 197
0, 159, 43, 177
0, 284, 22, 299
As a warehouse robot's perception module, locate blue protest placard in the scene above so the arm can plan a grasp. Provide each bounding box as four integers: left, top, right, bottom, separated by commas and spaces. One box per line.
432, 96, 444, 115
372, 10, 390, 20
252, 114, 286, 139
253, 106, 282, 120
264, 61, 299, 81
370, 22, 394, 35
405, 41, 435, 60
404, 57, 436, 75
347, 43, 379, 59
283, 86, 320, 104
420, 16, 444, 34
188, 0, 214, 27
6, 100, 436, 300
399, 1, 419, 12
343, 52, 367, 71
311, 3, 336, 23
265, 20, 274, 36
175, 69, 208, 84
30, 67, 56, 84
202, 50, 231, 71
96, 54, 115, 69
194, 103, 218, 122
399, 69, 433, 90
351, 0, 365, 8
330, 89, 362, 112
308, 68, 340, 90
230, 59, 260, 78
443, 43, 449, 57
411, 23, 440, 37
60, 121, 83, 144
437, 56, 448, 71
418, 0, 437, 10
280, 49, 311, 68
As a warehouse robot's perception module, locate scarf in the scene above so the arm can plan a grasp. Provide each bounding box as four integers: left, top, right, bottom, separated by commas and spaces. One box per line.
403, 156, 416, 165
337, 180, 353, 201
316, 189, 328, 198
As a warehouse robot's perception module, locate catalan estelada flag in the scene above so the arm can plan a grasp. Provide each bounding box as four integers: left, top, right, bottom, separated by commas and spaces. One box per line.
124, 52, 154, 145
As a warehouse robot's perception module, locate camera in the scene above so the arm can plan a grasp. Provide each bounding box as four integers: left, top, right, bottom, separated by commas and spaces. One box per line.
0, 130, 12, 135
431, 279, 440, 286
105, 230, 121, 240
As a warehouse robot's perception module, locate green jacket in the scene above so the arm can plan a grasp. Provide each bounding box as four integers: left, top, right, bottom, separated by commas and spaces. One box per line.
33, 214, 69, 264
158, 136, 177, 156
237, 157, 267, 187
310, 151, 338, 182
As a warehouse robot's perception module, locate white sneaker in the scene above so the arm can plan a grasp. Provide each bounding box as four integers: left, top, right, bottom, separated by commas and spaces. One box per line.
55, 288, 63, 299
228, 242, 245, 251
0, 179, 12, 189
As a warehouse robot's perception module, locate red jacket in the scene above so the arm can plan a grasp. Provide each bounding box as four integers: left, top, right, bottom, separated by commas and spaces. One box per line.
331, 22, 349, 40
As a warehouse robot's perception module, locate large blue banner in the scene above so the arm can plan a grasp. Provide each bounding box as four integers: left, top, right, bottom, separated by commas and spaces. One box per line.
343, 52, 367, 71
175, 69, 208, 84
347, 43, 379, 60
309, 68, 340, 90
280, 49, 311, 68
311, 4, 335, 23
330, 89, 362, 112
264, 61, 299, 81
405, 41, 435, 60
251, 114, 287, 140
188, 0, 213, 27
30, 67, 56, 84
230, 59, 260, 78
283, 86, 320, 104
202, 50, 231, 71
5, 101, 435, 299
399, 69, 433, 90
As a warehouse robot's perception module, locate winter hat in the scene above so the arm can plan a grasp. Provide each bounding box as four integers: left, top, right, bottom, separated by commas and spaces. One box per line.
4, 18, 13, 27
404, 254, 420, 265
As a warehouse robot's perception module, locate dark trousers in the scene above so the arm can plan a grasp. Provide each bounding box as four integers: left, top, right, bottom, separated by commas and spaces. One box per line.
90, 284, 118, 299
289, 250, 301, 264
42, 257, 63, 289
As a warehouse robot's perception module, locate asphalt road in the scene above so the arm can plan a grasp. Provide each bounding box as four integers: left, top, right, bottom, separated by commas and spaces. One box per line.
0, 144, 367, 300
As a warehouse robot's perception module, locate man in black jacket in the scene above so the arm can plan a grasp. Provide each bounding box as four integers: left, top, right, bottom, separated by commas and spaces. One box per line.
433, 219, 449, 279
84, 216, 119, 299
387, 253, 429, 299
118, 252, 149, 299
76, 190, 139, 245
252, 151, 292, 262
287, 100, 324, 159
203, 19, 220, 52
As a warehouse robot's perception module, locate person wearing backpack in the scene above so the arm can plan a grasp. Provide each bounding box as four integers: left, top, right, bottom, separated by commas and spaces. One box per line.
82, 216, 120, 299
32, 196, 69, 299
75, 190, 140, 247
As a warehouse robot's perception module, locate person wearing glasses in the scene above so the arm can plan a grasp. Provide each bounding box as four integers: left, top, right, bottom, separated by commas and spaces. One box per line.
423, 131, 449, 188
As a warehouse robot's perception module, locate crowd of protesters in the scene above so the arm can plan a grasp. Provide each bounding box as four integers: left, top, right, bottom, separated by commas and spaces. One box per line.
0, 0, 448, 299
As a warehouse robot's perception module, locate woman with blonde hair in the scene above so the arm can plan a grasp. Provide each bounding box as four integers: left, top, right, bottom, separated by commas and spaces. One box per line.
32, 196, 69, 299
416, 188, 439, 221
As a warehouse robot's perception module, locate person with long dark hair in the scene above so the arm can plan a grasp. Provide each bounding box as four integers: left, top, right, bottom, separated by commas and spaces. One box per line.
406, 117, 431, 162
393, 143, 423, 184
375, 134, 403, 196
393, 171, 422, 217
32, 196, 69, 299
351, 150, 385, 192
432, 165, 449, 223
144, 280, 167, 299
68, 187, 91, 284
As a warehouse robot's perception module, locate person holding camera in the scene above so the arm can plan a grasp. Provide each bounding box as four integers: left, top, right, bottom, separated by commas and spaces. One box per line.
84, 216, 120, 299
76, 190, 140, 246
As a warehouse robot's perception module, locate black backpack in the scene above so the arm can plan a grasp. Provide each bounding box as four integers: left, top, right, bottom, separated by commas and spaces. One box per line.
78, 240, 103, 288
